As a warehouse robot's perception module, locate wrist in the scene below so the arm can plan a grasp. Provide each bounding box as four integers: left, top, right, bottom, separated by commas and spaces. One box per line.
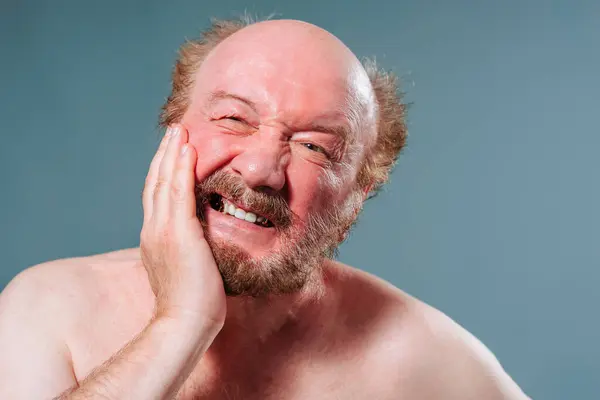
153, 305, 224, 334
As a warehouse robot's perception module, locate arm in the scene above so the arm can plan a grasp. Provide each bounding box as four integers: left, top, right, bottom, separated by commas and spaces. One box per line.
56, 316, 218, 400
1, 125, 225, 400
0, 268, 218, 400
58, 124, 226, 399
0, 269, 78, 400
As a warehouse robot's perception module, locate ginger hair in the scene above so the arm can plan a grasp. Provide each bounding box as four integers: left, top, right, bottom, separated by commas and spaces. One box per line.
159, 16, 407, 198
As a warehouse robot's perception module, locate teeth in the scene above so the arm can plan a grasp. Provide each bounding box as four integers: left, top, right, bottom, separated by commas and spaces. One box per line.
226, 203, 235, 215
221, 198, 267, 225
234, 209, 246, 220
245, 212, 257, 223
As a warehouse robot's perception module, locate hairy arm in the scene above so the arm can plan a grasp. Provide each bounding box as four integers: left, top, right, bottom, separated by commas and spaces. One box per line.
0, 264, 220, 400
55, 315, 217, 400
53, 124, 230, 399
0, 266, 218, 400
3, 125, 225, 399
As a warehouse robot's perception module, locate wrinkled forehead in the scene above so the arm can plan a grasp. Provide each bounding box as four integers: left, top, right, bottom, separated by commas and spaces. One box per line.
191, 23, 376, 145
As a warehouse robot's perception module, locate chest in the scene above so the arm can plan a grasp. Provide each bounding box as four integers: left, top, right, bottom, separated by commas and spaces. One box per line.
176, 358, 374, 400
70, 321, 385, 400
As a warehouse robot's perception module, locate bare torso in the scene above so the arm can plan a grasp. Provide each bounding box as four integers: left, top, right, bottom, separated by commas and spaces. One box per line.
0, 247, 529, 399
62, 248, 412, 399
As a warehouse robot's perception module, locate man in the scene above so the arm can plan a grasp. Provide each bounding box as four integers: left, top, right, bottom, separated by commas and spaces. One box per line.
0, 17, 530, 399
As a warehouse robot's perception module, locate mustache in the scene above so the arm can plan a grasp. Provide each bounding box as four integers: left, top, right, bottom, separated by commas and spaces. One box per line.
194, 170, 295, 229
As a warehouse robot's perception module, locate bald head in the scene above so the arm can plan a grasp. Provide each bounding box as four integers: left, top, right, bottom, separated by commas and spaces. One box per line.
194, 19, 377, 147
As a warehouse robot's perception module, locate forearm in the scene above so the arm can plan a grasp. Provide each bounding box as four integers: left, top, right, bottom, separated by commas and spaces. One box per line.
56, 316, 219, 400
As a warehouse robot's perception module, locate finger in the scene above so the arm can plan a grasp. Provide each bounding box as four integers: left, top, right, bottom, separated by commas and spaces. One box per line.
154, 124, 188, 224
171, 144, 199, 224
142, 127, 173, 223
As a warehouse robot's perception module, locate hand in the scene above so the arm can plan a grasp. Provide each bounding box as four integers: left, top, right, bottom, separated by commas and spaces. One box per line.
140, 124, 226, 329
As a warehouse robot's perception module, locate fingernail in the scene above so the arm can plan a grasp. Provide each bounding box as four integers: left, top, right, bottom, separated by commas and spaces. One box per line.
172, 126, 181, 137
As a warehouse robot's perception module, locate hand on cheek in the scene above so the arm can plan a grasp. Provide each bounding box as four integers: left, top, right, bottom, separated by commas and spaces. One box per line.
139, 124, 227, 330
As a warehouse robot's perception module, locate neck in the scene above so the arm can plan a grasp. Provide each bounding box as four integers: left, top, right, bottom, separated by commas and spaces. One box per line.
212, 260, 335, 350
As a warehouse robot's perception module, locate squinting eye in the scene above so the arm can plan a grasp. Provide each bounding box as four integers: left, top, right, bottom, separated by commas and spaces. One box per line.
224, 116, 245, 123
302, 143, 327, 154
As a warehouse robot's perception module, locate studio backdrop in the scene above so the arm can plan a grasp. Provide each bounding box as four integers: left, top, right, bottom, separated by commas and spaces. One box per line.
1, 1, 598, 398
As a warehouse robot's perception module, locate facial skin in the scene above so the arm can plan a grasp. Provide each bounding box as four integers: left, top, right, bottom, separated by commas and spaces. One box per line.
180, 20, 377, 296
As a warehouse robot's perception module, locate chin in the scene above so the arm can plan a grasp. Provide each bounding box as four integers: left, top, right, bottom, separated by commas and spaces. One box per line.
203, 227, 319, 297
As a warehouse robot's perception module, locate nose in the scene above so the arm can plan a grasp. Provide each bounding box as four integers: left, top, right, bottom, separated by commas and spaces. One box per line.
229, 134, 289, 192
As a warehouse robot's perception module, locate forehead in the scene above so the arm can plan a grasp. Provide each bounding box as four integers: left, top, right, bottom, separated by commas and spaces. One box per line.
191, 22, 374, 136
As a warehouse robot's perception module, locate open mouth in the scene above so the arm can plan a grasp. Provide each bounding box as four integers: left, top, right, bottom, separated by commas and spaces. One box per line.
209, 193, 274, 228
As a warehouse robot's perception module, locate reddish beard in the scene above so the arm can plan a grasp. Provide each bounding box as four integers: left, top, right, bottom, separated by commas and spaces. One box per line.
195, 170, 362, 297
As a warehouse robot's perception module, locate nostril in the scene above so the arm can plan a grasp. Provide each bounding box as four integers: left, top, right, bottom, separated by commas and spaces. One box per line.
254, 185, 279, 196
229, 164, 242, 177
230, 150, 287, 192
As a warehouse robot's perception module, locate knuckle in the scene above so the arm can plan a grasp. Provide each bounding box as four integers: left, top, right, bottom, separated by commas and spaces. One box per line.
158, 226, 172, 242
170, 180, 186, 203
153, 179, 168, 198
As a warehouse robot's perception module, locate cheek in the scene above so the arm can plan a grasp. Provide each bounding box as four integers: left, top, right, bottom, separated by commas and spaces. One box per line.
299, 164, 358, 215
184, 123, 236, 181
286, 162, 341, 216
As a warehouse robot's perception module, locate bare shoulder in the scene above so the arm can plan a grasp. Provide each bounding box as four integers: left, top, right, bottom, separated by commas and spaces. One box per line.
0, 248, 154, 396
0, 248, 153, 341
2, 247, 148, 301
329, 263, 530, 399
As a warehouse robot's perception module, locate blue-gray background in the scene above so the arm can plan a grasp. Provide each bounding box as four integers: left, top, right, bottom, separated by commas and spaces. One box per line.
1, 1, 598, 398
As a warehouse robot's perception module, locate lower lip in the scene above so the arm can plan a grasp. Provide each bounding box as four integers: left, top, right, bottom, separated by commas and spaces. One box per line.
204, 203, 274, 233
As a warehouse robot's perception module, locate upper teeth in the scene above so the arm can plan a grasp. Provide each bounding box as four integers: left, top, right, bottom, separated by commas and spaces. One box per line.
223, 198, 266, 224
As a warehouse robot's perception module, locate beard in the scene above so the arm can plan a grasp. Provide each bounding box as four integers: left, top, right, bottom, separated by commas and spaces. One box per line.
195, 170, 362, 297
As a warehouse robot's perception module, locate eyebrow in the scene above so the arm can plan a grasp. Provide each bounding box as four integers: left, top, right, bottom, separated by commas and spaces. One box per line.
206, 90, 259, 114
206, 90, 352, 140
285, 121, 351, 141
